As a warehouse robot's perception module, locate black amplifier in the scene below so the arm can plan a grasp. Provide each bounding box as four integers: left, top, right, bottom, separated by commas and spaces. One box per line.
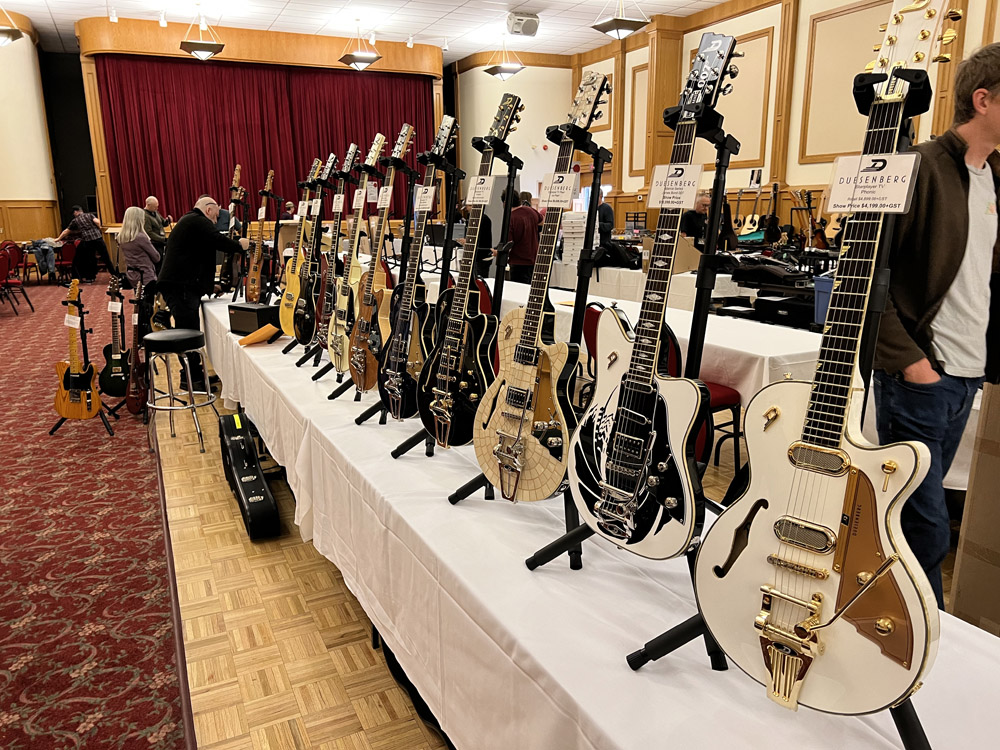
754, 295, 815, 330
228, 302, 280, 335
218, 414, 281, 540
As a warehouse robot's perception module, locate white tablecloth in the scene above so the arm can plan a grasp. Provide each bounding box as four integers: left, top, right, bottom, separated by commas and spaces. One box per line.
550, 260, 645, 302
202, 298, 999, 750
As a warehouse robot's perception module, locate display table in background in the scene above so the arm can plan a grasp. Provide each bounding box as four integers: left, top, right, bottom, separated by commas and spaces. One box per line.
202, 297, 999, 750
549, 260, 645, 302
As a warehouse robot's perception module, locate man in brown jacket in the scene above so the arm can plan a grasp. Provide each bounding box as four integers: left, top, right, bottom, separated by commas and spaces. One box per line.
874, 44, 1000, 608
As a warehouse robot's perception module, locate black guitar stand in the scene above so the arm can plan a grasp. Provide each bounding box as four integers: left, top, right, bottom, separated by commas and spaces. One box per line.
356, 156, 421, 428
50, 292, 115, 437
445, 138, 523, 505
389, 156, 465, 460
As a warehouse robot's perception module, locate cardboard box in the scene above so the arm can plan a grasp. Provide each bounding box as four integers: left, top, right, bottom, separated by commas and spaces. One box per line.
949, 382, 1000, 635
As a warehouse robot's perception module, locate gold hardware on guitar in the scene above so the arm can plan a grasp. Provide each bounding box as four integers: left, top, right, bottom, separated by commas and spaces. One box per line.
880, 460, 898, 491
763, 406, 780, 431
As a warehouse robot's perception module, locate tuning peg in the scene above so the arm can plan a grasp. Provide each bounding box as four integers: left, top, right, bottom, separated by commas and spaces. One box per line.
510, 126, 518, 132
518, 104, 525, 112
865, 60, 876, 72
945, 9, 963, 21
873, 43, 881, 52
938, 29, 958, 45
731, 51, 744, 58
720, 83, 734, 96
597, 98, 608, 106
892, 12, 902, 23
727, 63, 740, 78
933, 53, 952, 63
913, 51, 925, 62
878, 22, 887, 32
593, 111, 604, 120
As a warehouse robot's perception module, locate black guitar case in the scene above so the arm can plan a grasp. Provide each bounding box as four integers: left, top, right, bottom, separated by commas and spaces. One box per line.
218, 414, 281, 540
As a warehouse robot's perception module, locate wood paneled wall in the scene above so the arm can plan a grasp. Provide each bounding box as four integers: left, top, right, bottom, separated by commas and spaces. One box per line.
0, 201, 61, 241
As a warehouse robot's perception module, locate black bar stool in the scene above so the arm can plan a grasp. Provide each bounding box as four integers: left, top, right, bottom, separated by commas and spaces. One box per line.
144, 329, 218, 453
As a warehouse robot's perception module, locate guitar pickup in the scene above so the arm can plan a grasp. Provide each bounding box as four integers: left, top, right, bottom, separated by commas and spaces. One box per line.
504, 386, 531, 410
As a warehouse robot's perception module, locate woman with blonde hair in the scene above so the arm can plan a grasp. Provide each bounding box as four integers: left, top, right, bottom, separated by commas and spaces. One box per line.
118, 205, 160, 290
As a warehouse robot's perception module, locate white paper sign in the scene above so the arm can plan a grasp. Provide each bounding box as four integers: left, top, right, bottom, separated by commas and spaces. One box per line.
297, 200, 308, 217
64, 314, 80, 329
132, 313, 139, 325
257, 206, 266, 221
332, 194, 345, 213
377, 186, 393, 210
827, 153, 920, 214
353, 188, 366, 210
367, 183, 378, 203
415, 186, 436, 213
311, 198, 322, 213
107, 300, 122, 314
650, 164, 704, 209
540, 172, 580, 209
466, 175, 498, 206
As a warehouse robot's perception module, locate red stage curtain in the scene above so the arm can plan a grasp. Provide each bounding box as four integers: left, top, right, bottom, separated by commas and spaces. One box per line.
95, 54, 433, 224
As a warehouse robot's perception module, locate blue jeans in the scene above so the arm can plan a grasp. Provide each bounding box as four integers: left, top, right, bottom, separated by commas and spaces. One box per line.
873, 369, 982, 608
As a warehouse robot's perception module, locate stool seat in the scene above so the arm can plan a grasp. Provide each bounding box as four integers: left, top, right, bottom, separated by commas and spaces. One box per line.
144, 328, 206, 354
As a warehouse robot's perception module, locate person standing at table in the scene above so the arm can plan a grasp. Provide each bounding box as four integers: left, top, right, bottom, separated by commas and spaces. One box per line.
507, 192, 541, 284
158, 196, 249, 389
680, 192, 711, 250
118, 206, 160, 292
597, 190, 614, 249
143, 196, 172, 259
873, 43, 1000, 609
56, 205, 112, 282
280, 201, 295, 221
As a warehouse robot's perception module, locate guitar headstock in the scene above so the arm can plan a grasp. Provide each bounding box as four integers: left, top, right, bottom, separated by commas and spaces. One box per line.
431, 116, 459, 157
306, 158, 322, 182
67, 279, 80, 304
392, 124, 415, 159
488, 93, 524, 141
320, 152, 338, 183
134, 278, 143, 300
568, 71, 611, 130
341, 143, 359, 174
264, 169, 274, 193
231, 164, 241, 189
867, 1, 962, 93
107, 275, 122, 298
365, 134, 386, 167
679, 33, 738, 120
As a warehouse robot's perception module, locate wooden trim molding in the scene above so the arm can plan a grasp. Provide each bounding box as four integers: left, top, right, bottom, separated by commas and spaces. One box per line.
629, 63, 649, 177
931, 0, 968, 135
5, 11, 37, 42
683, 0, 781, 33
769, 0, 798, 184
986, 0, 999, 44
79, 56, 115, 225
0, 201, 60, 242
798, 0, 889, 165
592, 71, 614, 133
455, 51, 572, 75
76, 17, 443, 78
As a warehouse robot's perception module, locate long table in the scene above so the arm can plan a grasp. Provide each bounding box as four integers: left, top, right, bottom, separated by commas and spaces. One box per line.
203, 298, 999, 750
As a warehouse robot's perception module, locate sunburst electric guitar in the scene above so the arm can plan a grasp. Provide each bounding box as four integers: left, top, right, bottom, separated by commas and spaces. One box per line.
473, 80, 614, 502
694, 1, 954, 715
328, 134, 386, 375
568, 35, 735, 555
349, 124, 414, 393
279, 158, 323, 338
54, 280, 102, 421
376, 115, 463, 420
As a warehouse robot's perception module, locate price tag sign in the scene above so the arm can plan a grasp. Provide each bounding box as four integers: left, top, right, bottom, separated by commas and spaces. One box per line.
107, 300, 122, 314
311, 198, 322, 213
415, 186, 436, 213
353, 188, 366, 210
332, 194, 345, 213
466, 175, 498, 206
377, 186, 393, 210
257, 206, 267, 221
132, 313, 139, 325
827, 153, 920, 214
64, 314, 80, 329
297, 200, 308, 217
367, 183, 378, 203
540, 172, 580, 209
649, 164, 704, 209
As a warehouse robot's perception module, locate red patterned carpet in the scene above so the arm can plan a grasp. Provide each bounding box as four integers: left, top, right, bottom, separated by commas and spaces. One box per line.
0, 276, 187, 748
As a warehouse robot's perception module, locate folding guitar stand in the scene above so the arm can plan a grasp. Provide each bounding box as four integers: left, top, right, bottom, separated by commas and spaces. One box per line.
356, 156, 421, 426
50, 291, 115, 437
626, 70, 936, 750
389, 155, 465, 459
447, 136, 523, 503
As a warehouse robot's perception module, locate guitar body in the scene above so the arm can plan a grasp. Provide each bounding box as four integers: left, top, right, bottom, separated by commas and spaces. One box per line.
348, 274, 386, 392
279, 251, 304, 337
377, 282, 434, 420
473, 306, 579, 502
740, 214, 761, 235
328, 256, 362, 373
125, 347, 147, 415
98, 343, 130, 398
417, 287, 498, 448
694, 379, 937, 714
246, 242, 263, 303
54, 362, 101, 420
568, 308, 706, 558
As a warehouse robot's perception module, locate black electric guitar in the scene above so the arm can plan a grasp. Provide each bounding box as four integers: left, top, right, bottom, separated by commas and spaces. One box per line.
125, 278, 147, 415
763, 181, 783, 245
472, 80, 612, 503
98, 275, 130, 398
294, 152, 339, 346
568, 33, 737, 557
219, 164, 242, 294
377, 115, 463, 420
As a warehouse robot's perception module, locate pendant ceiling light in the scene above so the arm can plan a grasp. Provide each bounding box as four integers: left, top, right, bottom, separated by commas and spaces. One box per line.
483, 36, 523, 81
0, 5, 24, 47
591, 0, 649, 40
340, 22, 381, 71
180, 5, 223, 61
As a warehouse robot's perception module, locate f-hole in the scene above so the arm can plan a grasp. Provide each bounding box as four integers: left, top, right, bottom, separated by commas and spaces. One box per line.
713, 498, 769, 578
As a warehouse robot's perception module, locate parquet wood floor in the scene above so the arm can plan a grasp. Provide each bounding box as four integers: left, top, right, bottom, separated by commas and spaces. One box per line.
153, 387, 448, 750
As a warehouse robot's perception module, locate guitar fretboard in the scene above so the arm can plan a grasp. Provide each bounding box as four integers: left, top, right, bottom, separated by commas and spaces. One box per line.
340, 175, 370, 300
801, 98, 904, 449
321, 177, 348, 315
363, 166, 396, 307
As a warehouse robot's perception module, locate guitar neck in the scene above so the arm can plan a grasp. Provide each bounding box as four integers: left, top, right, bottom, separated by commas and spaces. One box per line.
801, 97, 905, 448
291, 186, 312, 272
344, 175, 370, 279
399, 166, 440, 324
325, 179, 347, 289
364, 166, 397, 303
624, 118, 698, 388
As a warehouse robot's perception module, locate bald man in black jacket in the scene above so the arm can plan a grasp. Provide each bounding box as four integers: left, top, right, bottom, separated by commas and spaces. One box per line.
158, 195, 249, 387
